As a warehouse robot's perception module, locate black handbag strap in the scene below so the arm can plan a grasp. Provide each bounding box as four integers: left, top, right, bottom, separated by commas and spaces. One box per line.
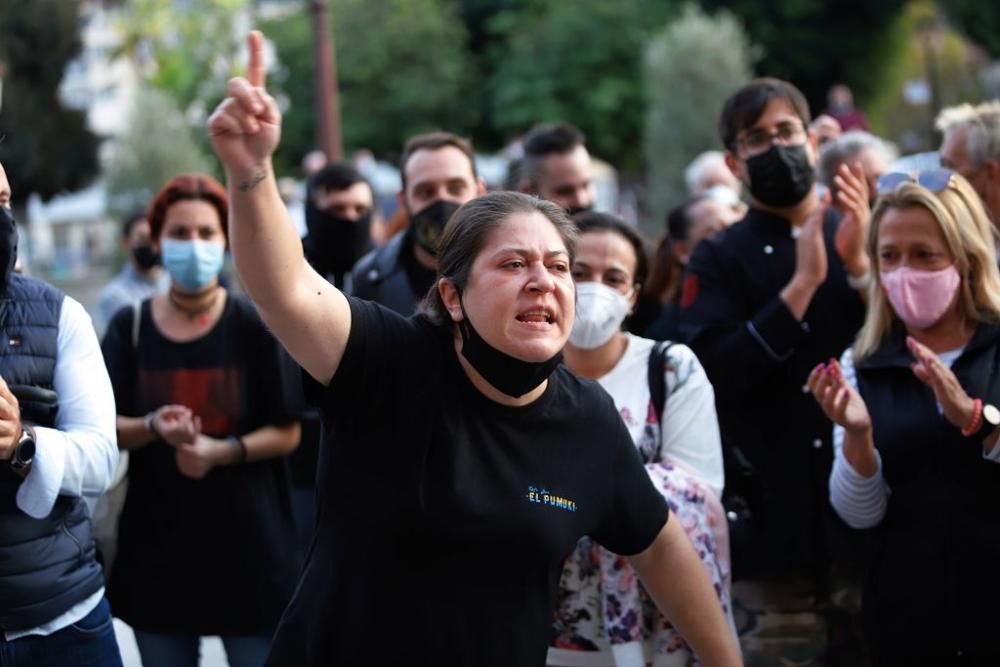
647, 341, 673, 426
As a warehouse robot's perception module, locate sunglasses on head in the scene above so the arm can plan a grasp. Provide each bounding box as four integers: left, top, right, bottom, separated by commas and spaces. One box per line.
876, 168, 956, 196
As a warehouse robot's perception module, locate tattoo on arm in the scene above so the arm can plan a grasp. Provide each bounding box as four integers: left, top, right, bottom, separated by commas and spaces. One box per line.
237, 171, 266, 193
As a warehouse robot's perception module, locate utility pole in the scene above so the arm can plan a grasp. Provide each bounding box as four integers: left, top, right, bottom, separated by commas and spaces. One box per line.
310, 0, 343, 161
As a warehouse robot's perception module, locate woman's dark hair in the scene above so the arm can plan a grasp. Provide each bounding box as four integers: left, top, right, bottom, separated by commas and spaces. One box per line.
147, 173, 229, 244
718, 77, 811, 151
420, 191, 577, 327
645, 195, 709, 302
572, 211, 648, 287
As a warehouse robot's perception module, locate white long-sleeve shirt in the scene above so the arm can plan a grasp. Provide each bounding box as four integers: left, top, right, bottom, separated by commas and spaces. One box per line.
5, 294, 118, 640
829, 345, 1000, 529
597, 333, 724, 498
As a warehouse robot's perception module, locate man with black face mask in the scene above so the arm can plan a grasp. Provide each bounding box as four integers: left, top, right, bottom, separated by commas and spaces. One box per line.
678, 78, 872, 666
303, 161, 374, 290
351, 132, 485, 315
96, 210, 168, 335
519, 121, 596, 215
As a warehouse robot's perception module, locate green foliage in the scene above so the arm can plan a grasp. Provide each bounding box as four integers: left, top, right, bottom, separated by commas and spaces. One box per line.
257, 10, 314, 177
104, 86, 214, 218
332, 0, 474, 156
699, 0, 907, 116
866, 1, 986, 153
485, 0, 674, 170
115, 0, 247, 122
0, 0, 100, 205
938, 0, 1000, 57
643, 4, 755, 229
263, 0, 474, 170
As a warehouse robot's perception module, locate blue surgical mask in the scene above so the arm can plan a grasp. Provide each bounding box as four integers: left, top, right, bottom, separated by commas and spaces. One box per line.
161, 239, 225, 292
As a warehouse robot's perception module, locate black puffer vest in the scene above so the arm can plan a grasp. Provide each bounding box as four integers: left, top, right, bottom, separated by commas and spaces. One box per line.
855, 322, 1000, 662
0, 274, 104, 631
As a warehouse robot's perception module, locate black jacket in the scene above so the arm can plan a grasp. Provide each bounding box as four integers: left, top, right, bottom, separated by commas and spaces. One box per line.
677, 207, 866, 576
856, 322, 1000, 663
350, 233, 422, 316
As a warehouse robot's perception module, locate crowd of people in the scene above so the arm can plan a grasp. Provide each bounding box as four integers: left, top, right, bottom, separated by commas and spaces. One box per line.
3, 26, 1000, 667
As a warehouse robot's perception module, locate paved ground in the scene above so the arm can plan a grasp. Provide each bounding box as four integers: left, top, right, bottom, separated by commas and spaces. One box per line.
114, 621, 229, 666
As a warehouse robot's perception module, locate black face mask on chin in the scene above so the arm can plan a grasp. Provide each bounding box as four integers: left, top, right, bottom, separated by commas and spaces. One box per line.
0, 207, 18, 293
745, 143, 815, 209
457, 300, 563, 399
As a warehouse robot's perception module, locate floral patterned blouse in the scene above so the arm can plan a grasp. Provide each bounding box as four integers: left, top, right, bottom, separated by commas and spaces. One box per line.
549, 335, 733, 667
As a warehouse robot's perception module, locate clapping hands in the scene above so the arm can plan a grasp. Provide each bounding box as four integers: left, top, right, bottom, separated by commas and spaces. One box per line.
807, 358, 872, 435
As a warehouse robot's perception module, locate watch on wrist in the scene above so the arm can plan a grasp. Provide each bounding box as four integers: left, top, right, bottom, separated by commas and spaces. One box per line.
9, 424, 36, 470
972, 403, 1000, 442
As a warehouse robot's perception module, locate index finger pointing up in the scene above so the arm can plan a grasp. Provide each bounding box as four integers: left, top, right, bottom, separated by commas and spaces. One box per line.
247, 30, 266, 88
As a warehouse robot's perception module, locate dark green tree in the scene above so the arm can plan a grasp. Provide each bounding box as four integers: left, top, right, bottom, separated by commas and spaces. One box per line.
0, 0, 101, 205
257, 11, 315, 177
938, 0, 1000, 57
263, 0, 474, 173
698, 0, 907, 115
484, 0, 674, 170
644, 5, 756, 228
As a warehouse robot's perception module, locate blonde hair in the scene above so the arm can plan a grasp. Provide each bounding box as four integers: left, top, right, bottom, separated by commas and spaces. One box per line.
853, 173, 1000, 360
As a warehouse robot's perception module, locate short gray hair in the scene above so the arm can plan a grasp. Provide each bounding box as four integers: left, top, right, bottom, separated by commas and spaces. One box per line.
817, 130, 898, 190
684, 151, 728, 194
936, 101, 1000, 169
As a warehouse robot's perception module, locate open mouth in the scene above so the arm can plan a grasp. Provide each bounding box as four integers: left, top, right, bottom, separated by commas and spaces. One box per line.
516, 308, 556, 325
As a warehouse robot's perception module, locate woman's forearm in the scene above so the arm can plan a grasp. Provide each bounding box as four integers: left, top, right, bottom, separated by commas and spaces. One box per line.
226, 162, 311, 314
116, 415, 156, 450
225, 163, 352, 386
240, 421, 301, 463
629, 515, 742, 667
842, 427, 878, 478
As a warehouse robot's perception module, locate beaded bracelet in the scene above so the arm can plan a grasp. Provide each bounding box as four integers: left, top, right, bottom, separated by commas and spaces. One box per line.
961, 398, 984, 437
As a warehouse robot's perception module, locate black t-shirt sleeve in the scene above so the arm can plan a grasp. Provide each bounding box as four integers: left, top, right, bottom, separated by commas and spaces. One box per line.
590, 401, 670, 556
323, 296, 436, 414
101, 301, 140, 417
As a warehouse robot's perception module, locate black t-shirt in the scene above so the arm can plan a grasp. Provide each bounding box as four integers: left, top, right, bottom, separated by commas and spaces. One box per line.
266, 298, 668, 667
101, 295, 302, 635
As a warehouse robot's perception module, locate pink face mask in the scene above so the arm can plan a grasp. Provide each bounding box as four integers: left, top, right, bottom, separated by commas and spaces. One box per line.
879, 264, 961, 330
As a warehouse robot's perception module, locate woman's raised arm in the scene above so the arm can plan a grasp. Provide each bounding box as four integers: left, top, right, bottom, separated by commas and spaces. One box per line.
207, 31, 350, 386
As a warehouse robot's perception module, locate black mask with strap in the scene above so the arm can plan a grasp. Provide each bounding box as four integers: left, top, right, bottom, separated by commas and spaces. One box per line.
457, 299, 563, 399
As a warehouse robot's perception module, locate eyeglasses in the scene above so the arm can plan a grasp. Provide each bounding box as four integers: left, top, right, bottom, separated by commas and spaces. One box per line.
736, 122, 807, 156
876, 169, 956, 195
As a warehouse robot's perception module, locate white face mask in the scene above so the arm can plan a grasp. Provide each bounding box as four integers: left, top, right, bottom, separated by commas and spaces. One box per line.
569, 282, 632, 349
